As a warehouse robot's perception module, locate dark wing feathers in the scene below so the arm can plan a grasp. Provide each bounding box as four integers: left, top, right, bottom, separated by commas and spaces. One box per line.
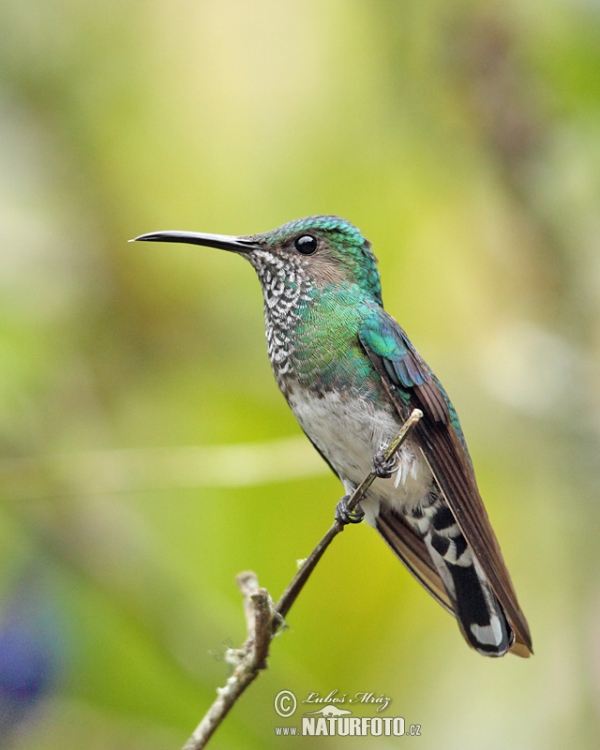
359, 309, 532, 657
414, 381, 449, 424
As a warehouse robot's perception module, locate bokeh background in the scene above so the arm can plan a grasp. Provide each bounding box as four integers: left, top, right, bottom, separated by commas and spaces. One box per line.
1, 1, 600, 748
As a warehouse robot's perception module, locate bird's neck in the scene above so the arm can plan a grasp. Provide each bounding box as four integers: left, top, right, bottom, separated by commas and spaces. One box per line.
261, 276, 378, 397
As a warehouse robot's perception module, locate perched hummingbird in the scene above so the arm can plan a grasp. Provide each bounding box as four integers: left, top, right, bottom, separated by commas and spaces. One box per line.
132, 216, 532, 658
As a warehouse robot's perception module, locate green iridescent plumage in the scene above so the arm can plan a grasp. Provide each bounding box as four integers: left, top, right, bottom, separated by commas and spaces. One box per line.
292, 283, 380, 394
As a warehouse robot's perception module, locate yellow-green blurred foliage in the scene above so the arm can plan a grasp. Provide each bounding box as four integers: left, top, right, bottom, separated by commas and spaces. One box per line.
1, 1, 599, 748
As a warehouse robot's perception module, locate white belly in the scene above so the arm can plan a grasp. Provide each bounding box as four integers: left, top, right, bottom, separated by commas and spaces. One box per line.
287, 387, 433, 525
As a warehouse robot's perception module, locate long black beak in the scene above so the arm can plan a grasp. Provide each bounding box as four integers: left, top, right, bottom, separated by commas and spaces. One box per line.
129, 230, 258, 254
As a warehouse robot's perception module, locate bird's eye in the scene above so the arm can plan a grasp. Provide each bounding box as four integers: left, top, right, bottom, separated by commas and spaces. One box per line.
294, 234, 318, 255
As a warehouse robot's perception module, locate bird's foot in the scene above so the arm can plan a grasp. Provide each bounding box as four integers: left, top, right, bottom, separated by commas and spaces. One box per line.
371, 445, 401, 479
335, 495, 365, 525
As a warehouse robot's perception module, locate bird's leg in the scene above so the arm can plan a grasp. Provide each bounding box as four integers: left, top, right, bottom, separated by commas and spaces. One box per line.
335, 495, 365, 525
371, 444, 401, 478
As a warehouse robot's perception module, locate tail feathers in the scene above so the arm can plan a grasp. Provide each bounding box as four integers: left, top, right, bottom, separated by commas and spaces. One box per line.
444, 556, 513, 656
420, 499, 515, 657
375, 501, 518, 657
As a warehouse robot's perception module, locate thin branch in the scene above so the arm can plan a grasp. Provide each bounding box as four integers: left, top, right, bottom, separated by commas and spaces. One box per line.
181, 408, 423, 750
181, 572, 274, 750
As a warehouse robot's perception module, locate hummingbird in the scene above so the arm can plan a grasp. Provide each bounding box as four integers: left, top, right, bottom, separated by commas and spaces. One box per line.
132, 216, 532, 658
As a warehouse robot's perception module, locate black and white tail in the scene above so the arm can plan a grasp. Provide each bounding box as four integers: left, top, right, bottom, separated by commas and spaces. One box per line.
376, 489, 515, 657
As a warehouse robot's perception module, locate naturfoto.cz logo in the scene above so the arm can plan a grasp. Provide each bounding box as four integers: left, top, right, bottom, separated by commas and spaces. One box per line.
273, 690, 421, 738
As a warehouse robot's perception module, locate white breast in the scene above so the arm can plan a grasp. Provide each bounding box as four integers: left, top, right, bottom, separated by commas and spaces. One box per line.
287, 387, 433, 525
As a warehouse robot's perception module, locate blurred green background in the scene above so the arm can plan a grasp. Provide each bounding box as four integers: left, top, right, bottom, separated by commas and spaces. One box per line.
1, 0, 599, 748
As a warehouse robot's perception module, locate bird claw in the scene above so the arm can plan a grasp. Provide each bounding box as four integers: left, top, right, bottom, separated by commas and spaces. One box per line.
335, 495, 365, 525
371, 447, 400, 479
